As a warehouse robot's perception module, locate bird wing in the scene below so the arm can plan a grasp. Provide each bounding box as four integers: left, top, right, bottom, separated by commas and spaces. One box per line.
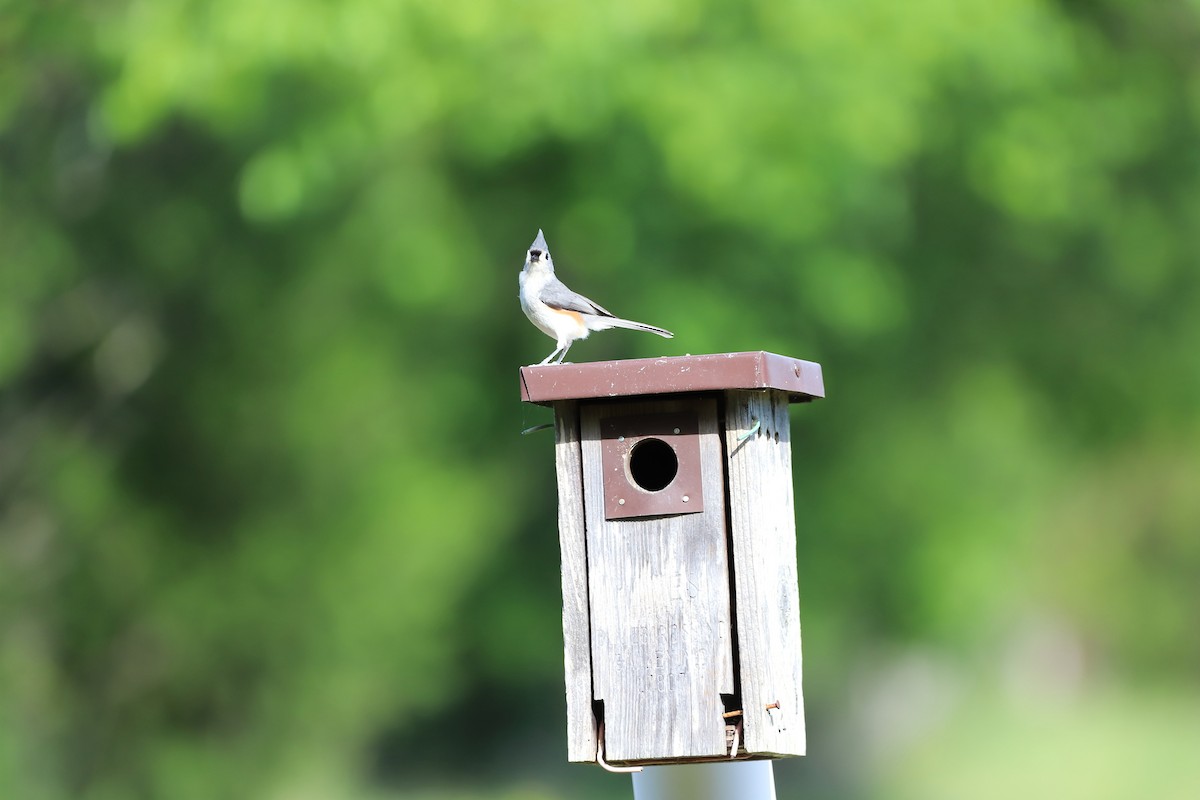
540, 277, 615, 318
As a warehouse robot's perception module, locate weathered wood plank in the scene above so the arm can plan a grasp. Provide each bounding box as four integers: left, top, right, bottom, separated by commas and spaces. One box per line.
581, 398, 734, 762
553, 401, 598, 762
723, 390, 806, 757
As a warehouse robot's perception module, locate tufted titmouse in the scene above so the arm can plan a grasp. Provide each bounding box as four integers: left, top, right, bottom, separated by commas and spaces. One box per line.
519, 229, 673, 366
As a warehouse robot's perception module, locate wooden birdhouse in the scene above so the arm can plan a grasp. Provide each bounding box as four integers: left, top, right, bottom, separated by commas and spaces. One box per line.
519, 351, 825, 767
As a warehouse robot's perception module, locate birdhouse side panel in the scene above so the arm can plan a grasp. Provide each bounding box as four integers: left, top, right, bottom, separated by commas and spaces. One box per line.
724, 390, 806, 757
552, 401, 598, 762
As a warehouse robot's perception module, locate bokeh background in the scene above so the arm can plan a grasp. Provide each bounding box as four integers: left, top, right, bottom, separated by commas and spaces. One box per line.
4, 1, 1199, 798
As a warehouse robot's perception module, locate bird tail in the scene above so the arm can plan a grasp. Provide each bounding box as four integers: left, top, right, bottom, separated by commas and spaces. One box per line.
589, 316, 674, 339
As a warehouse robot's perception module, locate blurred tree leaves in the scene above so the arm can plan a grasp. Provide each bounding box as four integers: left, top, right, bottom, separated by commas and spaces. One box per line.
3, 0, 1199, 797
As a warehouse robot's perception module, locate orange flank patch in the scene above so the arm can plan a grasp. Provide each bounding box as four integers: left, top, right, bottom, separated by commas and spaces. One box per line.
554, 308, 585, 325
548, 306, 588, 334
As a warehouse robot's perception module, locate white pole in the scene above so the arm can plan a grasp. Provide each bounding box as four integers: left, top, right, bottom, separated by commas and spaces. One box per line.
631, 761, 776, 800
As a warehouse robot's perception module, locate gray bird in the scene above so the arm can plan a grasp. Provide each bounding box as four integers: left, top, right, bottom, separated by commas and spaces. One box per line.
519, 229, 673, 366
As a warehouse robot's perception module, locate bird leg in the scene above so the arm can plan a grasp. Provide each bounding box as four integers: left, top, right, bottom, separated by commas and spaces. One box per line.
538, 345, 564, 366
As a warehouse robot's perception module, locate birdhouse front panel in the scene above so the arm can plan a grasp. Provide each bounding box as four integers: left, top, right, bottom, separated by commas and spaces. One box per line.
580, 397, 733, 763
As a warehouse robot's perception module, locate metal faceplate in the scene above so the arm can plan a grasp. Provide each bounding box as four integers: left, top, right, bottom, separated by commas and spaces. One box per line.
600, 411, 704, 520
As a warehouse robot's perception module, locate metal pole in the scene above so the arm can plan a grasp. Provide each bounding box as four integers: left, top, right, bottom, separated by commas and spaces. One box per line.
632, 761, 776, 800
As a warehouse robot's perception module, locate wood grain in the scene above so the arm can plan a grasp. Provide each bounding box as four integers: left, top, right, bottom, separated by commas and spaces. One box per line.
723, 390, 806, 757
581, 398, 734, 762
553, 401, 598, 762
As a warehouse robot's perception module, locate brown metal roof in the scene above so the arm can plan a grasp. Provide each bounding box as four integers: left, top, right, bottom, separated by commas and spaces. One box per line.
519, 351, 825, 406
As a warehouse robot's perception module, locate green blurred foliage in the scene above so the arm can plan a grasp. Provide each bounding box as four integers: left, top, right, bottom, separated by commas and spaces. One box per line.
3, 0, 1199, 797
